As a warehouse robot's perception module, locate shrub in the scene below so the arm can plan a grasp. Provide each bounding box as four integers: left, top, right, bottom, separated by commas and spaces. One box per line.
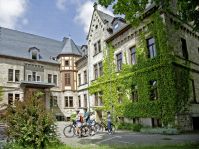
5, 91, 56, 149
117, 122, 142, 132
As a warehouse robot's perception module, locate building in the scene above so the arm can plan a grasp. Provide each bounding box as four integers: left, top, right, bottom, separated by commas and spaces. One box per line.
0, 3, 199, 131
87, 3, 199, 130
0, 27, 86, 120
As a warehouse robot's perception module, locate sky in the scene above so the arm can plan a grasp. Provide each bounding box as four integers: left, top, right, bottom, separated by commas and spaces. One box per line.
0, 0, 114, 46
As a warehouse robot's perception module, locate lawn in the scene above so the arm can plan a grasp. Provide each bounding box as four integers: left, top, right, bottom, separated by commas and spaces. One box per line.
3, 142, 199, 149
59, 143, 199, 149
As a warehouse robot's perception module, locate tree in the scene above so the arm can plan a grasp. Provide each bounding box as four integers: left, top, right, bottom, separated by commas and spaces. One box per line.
98, 0, 199, 31
5, 91, 56, 149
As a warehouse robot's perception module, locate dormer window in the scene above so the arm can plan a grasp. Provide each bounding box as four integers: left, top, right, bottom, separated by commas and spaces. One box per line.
32, 51, 37, 60
28, 47, 40, 60
114, 23, 119, 29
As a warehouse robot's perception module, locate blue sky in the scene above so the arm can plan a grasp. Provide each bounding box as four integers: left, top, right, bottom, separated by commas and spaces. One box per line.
0, 0, 113, 45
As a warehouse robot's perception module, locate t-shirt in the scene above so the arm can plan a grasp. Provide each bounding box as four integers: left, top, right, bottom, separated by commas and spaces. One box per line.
107, 114, 111, 122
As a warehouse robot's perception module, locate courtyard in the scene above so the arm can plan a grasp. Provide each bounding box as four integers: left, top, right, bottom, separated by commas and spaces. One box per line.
56, 122, 199, 148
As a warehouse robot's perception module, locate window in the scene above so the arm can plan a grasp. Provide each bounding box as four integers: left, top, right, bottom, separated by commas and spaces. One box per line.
190, 79, 197, 103
65, 96, 73, 107
147, 37, 156, 58
37, 76, 41, 82
48, 74, 52, 83
32, 51, 37, 60
116, 53, 122, 71
8, 69, 13, 81
8, 93, 13, 105
132, 85, 138, 102
65, 60, 69, 66
152, 118, 161, 127
69, 97, 73, 107
65, 97, 68, 107
78, 96, 81, 107
99, 92, 103, 106
94, 40, 101, 56
84, 94, 87, 107
50, 96, 58, 108
15, 94, 20, 101
94, 43, 97, 55
94, 93, 98, 106
98, 40, 101, 52
32, 72, 36, 82
78, 74, 81, 86
28, 75, 32, 81
53, 75, 57, 86
65, 73, 71, 86
130, 47, 136, 65
114, 23, 119, 29
149, 80, 158, 100
94, 64, 98, 79
15, 70, 20, 82
181, 38, 188, 59
84, 71, 87, 84
98, 62, 103, 76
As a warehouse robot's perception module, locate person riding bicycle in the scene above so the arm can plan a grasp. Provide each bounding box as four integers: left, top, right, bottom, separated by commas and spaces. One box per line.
107, 111, 112, 134
75, 109, 83, 137
84, 108, 90, 124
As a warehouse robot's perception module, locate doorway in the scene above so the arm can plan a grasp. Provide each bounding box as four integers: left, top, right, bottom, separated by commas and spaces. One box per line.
192, 117, 199, 130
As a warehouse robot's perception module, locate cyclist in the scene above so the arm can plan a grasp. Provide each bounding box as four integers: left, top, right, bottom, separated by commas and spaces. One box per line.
107, 111, 112, 134
75, 109, 83, 137
84, 108, 90, 124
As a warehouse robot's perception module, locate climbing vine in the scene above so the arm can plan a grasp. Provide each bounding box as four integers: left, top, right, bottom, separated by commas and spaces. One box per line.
89, 11, 190, 127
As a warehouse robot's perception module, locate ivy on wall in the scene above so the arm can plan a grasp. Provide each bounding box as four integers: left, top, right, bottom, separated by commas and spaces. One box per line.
88, 11, 190, 127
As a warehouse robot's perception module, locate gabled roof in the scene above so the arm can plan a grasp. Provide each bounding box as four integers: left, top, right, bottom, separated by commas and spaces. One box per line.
87, 4, 115, 39
97, 10, 114, 24
59, 37, 82, 56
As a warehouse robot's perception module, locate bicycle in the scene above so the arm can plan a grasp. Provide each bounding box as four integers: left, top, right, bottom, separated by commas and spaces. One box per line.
63, 120, 78, 138
95, 121, 115, 134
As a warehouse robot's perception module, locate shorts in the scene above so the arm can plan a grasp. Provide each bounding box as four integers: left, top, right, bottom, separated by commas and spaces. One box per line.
77, 122, 82, 127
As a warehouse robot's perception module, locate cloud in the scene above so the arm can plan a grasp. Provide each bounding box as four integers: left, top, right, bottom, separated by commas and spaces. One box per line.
55, 0, 67, 11
0, 0, 28, 29
74, 1, 114, 33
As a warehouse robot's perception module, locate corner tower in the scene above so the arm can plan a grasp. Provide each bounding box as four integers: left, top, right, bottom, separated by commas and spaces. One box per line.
57, 37, 82, 119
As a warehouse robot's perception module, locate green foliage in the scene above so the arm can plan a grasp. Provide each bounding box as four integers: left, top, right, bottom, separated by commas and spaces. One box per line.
98, 0, 199, 31
89, 11, 190, 127
117, 123, 142, 132
5, 91, 56, 149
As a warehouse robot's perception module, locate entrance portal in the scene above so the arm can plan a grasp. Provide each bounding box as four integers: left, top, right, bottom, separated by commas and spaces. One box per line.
192, 117, 199, 130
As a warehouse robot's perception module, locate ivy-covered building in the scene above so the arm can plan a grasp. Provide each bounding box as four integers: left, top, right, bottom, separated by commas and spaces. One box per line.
0, 2, 199, 131
88, 4, 199, 131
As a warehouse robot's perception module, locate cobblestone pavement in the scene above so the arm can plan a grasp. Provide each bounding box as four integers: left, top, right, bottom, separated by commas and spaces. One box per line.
56, 122, 199, 148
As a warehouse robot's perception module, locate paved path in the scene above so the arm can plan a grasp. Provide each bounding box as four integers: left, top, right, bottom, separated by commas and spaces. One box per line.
56, 122, 199, 148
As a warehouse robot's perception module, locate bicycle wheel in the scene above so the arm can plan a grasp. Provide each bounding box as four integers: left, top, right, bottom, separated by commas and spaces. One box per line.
63, 125, 75, 138
95, 123, 102, 132
111, 124, 116, 133
81, 125, 90, 137
89, 125, 96, 136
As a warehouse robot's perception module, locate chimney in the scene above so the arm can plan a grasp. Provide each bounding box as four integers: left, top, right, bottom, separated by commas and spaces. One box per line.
93, 2, 98, 10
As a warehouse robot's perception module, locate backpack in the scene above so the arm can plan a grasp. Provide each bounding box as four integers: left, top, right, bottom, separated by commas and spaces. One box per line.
80, 115, 83, 123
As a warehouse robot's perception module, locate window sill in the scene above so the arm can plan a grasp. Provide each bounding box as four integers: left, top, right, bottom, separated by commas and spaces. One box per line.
93, 51, 102, 57
78, 83, 88, 87
64, 107, 75, 109
7, 81, 20, 84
